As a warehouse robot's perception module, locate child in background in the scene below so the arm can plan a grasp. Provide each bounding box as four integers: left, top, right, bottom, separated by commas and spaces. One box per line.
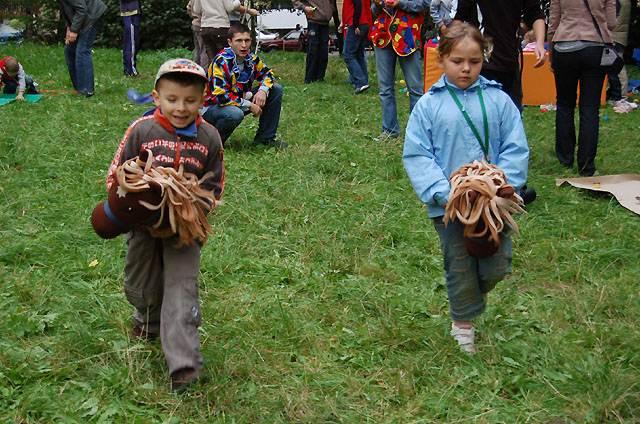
403, 22, 529, 354
106, 58, 224, 391
120, 0, 141, 77
0, 56, 39, 100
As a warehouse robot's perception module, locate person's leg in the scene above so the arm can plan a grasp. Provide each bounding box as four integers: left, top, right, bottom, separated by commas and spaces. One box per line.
201, 27, 229, 62
24, 75, 38, 94
576, 46, 606, 177
316, 24, 330, 81
202, 105, 245, 143
160, 238, 203, 377
74, 24, 99, 95
433, 218, 486, 322
2, 79, 18, 94
343, 26, 366, 89
255, 83, 283, 142
477, 233, 512, 294
606, 43, 625, 101
553, 50, 580, 168
374, 45, 399, 135
305, 22, 321, 83
123, 229, 164, 337
122, 15, 136, 76
64, 40, 79, 91
398, 50, 423, 113
356, 25, 369, 86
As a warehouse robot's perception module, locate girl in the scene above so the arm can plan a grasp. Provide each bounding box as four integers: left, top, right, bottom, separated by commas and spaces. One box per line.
402, 21, 529, 354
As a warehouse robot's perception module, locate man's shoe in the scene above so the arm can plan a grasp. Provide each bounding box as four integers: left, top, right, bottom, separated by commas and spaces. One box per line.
170, 367, 199, 393
373, 131, 399, 143
355, 84, 370, 94
255, 138, 288, 149
519, 185, 537, 205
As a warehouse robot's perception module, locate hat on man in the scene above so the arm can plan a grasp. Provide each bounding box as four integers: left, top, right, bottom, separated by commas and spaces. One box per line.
154, 58, 207, 87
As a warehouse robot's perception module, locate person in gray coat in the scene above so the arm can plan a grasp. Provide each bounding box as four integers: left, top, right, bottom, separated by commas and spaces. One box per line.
59, 0, 107, 97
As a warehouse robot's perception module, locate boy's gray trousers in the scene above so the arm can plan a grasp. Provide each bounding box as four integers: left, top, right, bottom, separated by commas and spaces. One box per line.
124, 229, 203, 375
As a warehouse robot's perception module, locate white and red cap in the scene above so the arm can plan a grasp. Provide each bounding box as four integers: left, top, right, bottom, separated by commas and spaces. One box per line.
154, 58, 207, 86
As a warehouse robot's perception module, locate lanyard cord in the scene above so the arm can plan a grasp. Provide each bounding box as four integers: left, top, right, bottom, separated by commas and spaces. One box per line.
445, 83, 490, 161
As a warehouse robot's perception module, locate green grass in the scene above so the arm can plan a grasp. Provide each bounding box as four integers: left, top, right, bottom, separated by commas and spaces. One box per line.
1, 43, 639, 423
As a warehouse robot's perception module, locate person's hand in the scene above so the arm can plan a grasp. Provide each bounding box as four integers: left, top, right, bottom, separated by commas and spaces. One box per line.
354, 26, 361, 36
384, 0, 399, 7
304, 6, 316, 17
253, 90, 267, 107
249, 102, 262, 117
15, 92, 25, 101
533, 42, 546, 68
439, 24, 447, 34
337, 23, 343, 32
65, 28, 78, 44
248, 7, 259, 16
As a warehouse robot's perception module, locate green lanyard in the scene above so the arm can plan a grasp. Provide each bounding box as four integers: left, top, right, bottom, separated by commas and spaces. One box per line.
445, 83, 490, 161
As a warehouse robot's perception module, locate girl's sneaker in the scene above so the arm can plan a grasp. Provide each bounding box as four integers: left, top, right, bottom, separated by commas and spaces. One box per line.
451, 323, 476, 354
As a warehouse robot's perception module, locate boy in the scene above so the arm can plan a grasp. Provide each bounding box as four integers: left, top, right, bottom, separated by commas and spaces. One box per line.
0, 56, 38, 100
120, 0, 141, 77
106, 58, 225, 392
203, 23, 286, 148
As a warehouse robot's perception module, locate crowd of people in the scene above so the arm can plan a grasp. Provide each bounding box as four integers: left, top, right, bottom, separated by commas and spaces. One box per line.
3, 0, 636, 392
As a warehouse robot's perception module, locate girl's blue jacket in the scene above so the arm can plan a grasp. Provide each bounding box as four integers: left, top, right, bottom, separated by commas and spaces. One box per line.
403, 75, 530, 218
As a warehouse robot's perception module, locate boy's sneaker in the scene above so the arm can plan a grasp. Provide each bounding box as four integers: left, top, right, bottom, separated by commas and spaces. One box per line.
451, 323, 476, 354
130, 324, 158, 341
170, 367, 200, 393
355, 84, 370, 94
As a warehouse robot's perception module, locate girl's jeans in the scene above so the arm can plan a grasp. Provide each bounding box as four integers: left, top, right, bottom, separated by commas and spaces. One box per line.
433, 217, 512, 321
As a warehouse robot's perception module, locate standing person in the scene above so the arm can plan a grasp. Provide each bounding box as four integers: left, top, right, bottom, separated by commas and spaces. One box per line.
454, 0, 546, 110
192, 0, 258, 62
607, 0, 636, 111
549, 0, 616, 177
294, 0, 338, 83
120, 0, 141, 77
187, 0, 210, 68
203, 23, 286, 149
454, 0, 544, 204
370, 0, 430, 141
341, 0, 373, 93
105, 58, 225, 392
430, 0, 457, 34
59, 0, 107, 97
403, 22, 529, 354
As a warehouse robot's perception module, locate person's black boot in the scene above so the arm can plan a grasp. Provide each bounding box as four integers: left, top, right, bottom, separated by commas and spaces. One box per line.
519, 185, 537, 205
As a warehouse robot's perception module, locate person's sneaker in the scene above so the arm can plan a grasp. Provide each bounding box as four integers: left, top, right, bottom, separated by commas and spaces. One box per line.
255, 138, 288, 149
130, 324, 158, 341
519, 185, 537, 205
612, 98, 638, 113
373, 131, 399, 143
450, 323, 476, 354
355, 84, 370, 94
170, 367, 200, 393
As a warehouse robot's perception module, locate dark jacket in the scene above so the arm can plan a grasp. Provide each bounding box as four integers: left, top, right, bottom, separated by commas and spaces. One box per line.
59, 0, 107, 34
455, 0, 545, 72
294, 0, 337, 24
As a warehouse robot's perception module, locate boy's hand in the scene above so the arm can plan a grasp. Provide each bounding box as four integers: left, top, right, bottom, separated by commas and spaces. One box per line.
249, 102, 262, 117
253, 90, 267, 107
15, 92, 25, 101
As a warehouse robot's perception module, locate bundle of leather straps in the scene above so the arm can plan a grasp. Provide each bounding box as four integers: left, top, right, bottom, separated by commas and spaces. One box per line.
113, 149, 216, 246
444, 160, 525, 258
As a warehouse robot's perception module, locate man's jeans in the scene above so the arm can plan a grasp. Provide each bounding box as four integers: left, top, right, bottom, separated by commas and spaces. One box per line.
203, 83, 283, 143
433, 217, 512, 322
343, 25, 369, 89
305, 22, 329, 84
553, 46, 606, 176
64, 24, 99, 96
374, 45, 423, 136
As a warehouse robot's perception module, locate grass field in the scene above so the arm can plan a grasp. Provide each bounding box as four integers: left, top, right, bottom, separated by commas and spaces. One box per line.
1, 43, 639, 423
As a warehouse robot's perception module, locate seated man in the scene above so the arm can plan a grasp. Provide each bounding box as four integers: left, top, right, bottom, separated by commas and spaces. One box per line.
203, 23, 286, 149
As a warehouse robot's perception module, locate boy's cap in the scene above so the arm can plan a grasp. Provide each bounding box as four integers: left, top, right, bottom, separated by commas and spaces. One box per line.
154, 58, 207, 86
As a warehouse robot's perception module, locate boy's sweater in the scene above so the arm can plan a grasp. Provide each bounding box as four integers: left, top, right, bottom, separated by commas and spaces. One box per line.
107, 109, 225, 202
403, 75, 529, 218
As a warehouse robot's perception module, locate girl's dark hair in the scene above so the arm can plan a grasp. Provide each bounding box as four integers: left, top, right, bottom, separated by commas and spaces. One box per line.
157, 72, 206, 91
437, 21, 492, 60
